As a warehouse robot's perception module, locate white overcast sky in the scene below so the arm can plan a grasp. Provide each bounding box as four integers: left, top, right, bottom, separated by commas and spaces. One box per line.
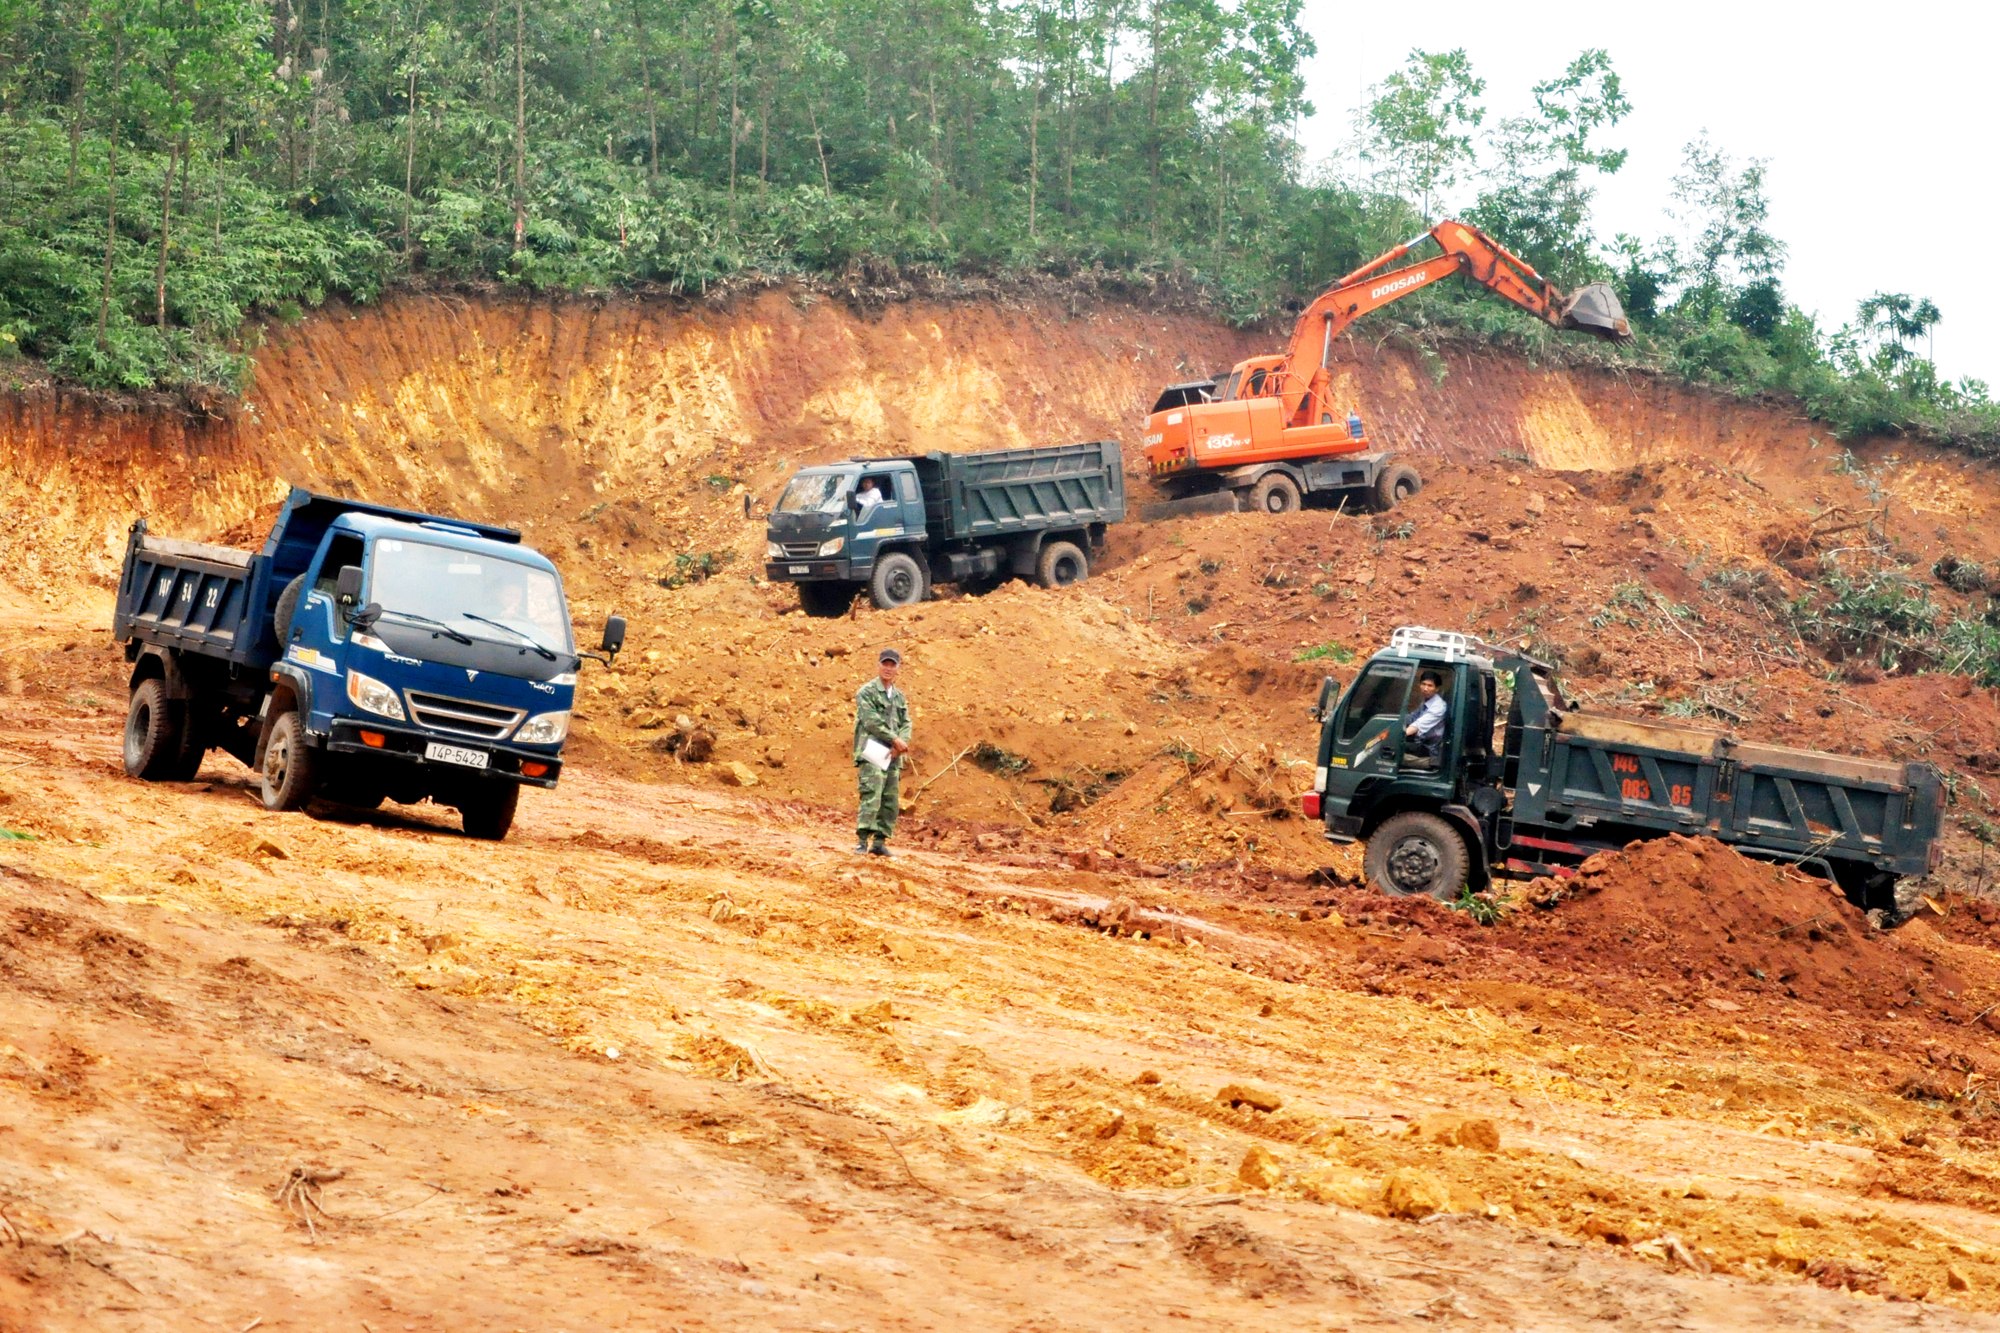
1292, 0, 1995, 385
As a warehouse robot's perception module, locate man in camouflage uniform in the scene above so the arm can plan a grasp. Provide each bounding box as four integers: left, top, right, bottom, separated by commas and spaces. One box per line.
853, 647, 912, 856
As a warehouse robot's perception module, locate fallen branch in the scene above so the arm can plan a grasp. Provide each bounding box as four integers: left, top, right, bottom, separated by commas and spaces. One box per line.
913, 744, 977, 797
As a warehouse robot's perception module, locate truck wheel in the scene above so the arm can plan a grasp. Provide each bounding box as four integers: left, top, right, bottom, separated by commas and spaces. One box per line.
260, 710, 319, 811
1364, 812, 1468, 900
798, 581, 857, 618
274, 573, 307, 641
1372, 465, 1421, 512
1249, 473, 1301, 514
459, 783, 520, 841
870, 553, 926, 609
122, 679, 184, 780
1035, 541, 1088, 589
167, 702, 206, 781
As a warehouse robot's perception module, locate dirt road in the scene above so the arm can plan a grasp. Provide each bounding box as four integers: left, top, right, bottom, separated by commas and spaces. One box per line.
6, 665, 2000, 1328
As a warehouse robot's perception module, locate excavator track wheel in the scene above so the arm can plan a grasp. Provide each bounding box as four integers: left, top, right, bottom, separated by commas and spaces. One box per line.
1249, 473, 1301, 515
1373, 465, 1421, 512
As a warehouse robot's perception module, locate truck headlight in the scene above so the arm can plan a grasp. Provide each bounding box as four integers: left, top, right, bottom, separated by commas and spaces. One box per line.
352, 630, 392, 654
514, 710, 570, 745
765, 541, 785, 560
817, 537, 845, 556
346, 669, 406, 721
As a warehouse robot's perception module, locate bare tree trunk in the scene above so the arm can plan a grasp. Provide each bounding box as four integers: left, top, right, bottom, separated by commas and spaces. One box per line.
926, 72, 941, 230
728, 41, 738, 225
512, 0, 526, 250
213, 140, 224, 244
1027, 78, 1040, 241
807, 100, 831, 194
96, 37, 123, 351
402, 68, 418, 259
155, 137, 179, 330
1146, 7, 1160, 244
67, 63, 86, 191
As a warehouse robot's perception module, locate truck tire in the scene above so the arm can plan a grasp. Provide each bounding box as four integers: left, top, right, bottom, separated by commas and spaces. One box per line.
168, 699, 207, 781
122, 679, 184, 780
1035, 541, 1088, 589
1372, 464, 1422, 512
274, 573, 307, 641
1249, 473, 1302, 514
870, 553, 926, 609
260, 710, 319, 811
798, 580, 857, 618
1364, 811, 1468, 900
459, 783, 519, 841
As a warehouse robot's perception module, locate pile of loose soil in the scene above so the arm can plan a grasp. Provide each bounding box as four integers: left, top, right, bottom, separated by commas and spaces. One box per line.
1512, 835, 1973, 1017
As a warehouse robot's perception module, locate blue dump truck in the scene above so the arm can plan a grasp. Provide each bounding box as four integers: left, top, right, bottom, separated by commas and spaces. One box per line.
1305, 627, 1944, 912
763, 441, 1125, 614
113, 488, 626, 840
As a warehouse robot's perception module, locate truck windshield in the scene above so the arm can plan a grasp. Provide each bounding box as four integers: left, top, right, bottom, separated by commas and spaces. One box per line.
371, 539, 573, 652
776, 472, 855, 514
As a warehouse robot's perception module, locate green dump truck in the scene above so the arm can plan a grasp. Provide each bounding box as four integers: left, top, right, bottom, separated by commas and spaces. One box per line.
763, 441, 1125, 614
1304, 627, 1944, 911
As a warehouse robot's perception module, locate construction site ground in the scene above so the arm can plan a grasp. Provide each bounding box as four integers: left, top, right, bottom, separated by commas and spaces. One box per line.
6, 289, 2000, 1329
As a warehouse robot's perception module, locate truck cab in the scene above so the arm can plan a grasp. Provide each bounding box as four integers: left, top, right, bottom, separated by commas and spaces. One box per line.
764, 460, 927, 599
279, 514, 581, 812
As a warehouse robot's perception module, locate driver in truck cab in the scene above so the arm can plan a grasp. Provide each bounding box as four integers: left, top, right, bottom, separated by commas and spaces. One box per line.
854, 478, 886, 516
1404, 671, 1447, 760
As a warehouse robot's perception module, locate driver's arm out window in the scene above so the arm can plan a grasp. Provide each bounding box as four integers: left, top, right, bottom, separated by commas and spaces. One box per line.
1338, 665, 1413, 742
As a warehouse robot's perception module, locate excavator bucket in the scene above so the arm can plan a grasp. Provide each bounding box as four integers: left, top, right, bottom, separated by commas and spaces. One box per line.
1558, 283, 1631, 342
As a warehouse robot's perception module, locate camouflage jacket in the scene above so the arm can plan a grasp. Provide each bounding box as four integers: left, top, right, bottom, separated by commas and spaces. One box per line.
853, 677, 912, 766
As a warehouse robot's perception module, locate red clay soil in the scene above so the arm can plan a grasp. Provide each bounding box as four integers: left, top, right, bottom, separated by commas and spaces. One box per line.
1511, 836, 1972, 1018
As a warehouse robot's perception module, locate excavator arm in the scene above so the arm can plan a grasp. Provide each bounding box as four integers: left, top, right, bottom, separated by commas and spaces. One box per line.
1270, 219, 1629, 426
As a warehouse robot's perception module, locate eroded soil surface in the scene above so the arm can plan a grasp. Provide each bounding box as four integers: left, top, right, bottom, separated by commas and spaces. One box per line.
8, 291, 2000, 1328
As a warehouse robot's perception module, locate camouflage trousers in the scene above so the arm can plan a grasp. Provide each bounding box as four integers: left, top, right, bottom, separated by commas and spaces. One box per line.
856, 762, 903, 841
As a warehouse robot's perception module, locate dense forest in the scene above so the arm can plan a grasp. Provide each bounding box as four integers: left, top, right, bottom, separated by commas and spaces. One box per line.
0, 0, 1991, 454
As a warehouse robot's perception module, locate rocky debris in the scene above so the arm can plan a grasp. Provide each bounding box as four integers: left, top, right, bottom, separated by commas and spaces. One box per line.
1380, 1167, 1452, 1220
1417, 1113, 1500, 1152
1217, 1083, 1282, 1113
719, 761, 760, 787
1237, 1144, 1282, 1190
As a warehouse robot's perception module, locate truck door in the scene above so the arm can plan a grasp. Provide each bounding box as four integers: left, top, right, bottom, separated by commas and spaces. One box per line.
1328, 660, 1415, 779
893, 469, 926, 536
292, 531, 367, 729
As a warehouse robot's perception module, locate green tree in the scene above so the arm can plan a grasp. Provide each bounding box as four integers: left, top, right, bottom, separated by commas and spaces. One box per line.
1358, 47, 1484, 220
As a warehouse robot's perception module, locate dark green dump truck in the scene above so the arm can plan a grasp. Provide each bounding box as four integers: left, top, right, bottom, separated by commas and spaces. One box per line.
1304, 627, 1944, 911
764, 441, 1125, 614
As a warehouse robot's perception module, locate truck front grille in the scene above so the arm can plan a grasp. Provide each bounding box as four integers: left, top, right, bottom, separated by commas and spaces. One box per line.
404, 690, 527, 740
778, 542, 823, 559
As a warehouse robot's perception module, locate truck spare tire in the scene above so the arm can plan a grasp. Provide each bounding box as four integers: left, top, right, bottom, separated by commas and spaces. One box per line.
274, 573, 307, 641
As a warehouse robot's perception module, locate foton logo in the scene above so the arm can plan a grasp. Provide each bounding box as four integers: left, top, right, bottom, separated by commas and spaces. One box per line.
1370, 273, 1425, 299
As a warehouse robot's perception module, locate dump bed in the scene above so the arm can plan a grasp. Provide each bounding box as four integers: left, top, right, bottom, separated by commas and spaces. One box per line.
1519, 707, 1941, 877
915, 441, 1124, 542
114, 526, 273, 665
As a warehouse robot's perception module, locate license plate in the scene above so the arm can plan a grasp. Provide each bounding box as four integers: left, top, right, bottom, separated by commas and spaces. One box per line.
789, 565, 810, 574
424, 741, 489, 769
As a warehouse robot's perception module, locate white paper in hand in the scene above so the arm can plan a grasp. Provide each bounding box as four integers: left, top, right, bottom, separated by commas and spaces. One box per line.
861, 738, 893, 771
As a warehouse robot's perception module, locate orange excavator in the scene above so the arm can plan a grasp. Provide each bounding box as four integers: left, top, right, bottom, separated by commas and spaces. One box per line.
1139, 219, 1630, 519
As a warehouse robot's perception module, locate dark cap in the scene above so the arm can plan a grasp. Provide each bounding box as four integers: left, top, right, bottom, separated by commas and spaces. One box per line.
879, 647, 902, 665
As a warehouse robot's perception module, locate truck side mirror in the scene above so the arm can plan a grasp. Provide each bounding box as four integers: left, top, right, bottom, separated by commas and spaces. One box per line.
1310, 675, 1339, 722
600, 615, 627, 659
335, 564, 364, 604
